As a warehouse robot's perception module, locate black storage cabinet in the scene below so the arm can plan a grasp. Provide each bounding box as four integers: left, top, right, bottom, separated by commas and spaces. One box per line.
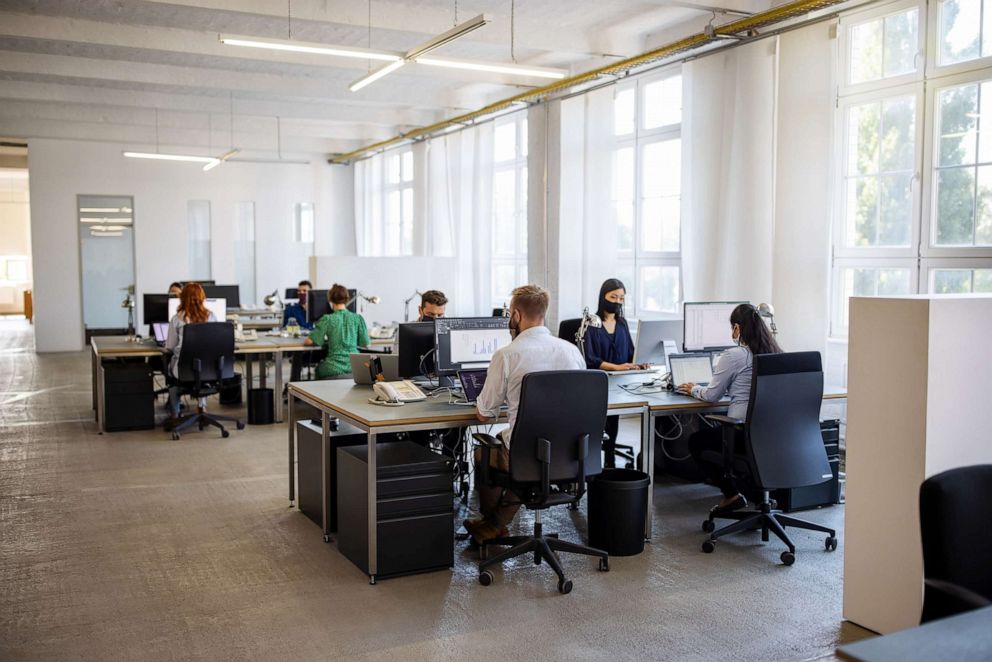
296, 419, 366, 531
104, 361, 155, 431
772, 419, 842, 512
337, 441, 454, 579
587, 468, 650, 556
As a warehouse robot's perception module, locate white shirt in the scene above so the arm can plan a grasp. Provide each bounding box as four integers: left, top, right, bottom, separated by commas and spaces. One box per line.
476, 325, 586, 446
689, 345, 753, 420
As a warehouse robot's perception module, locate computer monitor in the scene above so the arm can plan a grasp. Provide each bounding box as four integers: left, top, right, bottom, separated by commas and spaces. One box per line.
307, 290, 329, 323
434, 317, 512, 377
168, 297, 227, 322
683, 301, 748, 352
202, 285, 240, 309
183, 280, 215, 286
632, 319, 684, 366
397, 321, 436, 378
143, 293, 171, 325
285, 287, 300, 301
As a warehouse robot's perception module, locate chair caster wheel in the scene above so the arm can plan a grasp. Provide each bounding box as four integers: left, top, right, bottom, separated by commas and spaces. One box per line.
222, 430, 230, 438
236, 421, 245, 430
322, 534, 332, 543
598, 558, 610, 572
825, 536, 837, 552
479, 570, 494, 586
781, 551, 796, 565
702, 519, 715, 533
558, 579, 572, 594
171, 432, 180, 441
702, 540, 716, 553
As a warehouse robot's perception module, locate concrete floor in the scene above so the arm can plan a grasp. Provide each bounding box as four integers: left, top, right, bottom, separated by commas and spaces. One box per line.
0, 319, 873, 661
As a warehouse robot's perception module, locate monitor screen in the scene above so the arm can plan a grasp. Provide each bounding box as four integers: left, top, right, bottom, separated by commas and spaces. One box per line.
434, 317, 512, 376
202, 285, 240, 309
285, 287, 300, 301
683, 301, 747, 352
633, 319, 683, 366
397, 321, 436, 378
168, 297, 227, 323
668, 353, 714, 386
143, 293, 171, 325
307, 288, 358, 323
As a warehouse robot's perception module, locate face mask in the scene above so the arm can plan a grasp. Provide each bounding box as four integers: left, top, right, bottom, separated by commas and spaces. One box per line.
508, 312, 520, 339
601, 300, 622, 315
420, 313, 437, 321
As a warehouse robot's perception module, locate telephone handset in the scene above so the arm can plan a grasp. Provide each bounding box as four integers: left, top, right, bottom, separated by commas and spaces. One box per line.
369, 380, 427, 406
235, 328, 258, 342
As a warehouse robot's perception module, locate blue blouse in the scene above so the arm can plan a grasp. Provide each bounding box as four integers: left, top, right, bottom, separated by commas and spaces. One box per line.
582, 320, 634, 369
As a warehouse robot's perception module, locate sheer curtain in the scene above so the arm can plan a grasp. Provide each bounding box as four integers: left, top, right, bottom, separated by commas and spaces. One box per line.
682, 38, 778, 303
353, 154, 384, 255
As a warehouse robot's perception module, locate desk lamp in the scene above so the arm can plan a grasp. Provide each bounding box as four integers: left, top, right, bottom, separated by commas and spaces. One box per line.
757, 302, 777, 336
402, 290, 422, 322
575, 307, 602, 358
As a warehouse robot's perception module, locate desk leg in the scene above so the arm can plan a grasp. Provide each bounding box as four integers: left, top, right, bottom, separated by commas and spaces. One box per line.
246, 356, 254, 393
367, 429, 378, 584
91, 346, 98, 414
643, 408, 654, 540
97, 362, 106, 434
288, 392, 296, 507
274, 350, 283, 423
259, 353, 267, 391
321, 411, 331, 543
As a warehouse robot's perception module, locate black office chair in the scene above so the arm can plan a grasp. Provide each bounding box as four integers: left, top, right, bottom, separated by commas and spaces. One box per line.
700, 351, 837, 565
170, 322, 245, 440
919, 465, 992, 623
557, 318, 636, 470
473, 370, 610, 594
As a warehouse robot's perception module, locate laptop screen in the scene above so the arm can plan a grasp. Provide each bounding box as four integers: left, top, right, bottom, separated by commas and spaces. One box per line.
153, 322, 169, 343
458, 369, 488, 402
669, 354, 714, 386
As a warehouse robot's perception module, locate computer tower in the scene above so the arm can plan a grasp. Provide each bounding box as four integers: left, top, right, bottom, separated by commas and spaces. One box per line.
104, 361, 155, 431
337, 442, 454, 579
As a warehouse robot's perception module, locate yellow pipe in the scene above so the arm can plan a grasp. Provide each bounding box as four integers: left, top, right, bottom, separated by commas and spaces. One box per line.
331, 0, 844, 164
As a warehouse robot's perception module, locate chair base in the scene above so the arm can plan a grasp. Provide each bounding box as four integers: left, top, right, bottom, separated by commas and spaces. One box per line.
170, 411, 244, 440
479, 516, 609, 593
702, 496, 837, 565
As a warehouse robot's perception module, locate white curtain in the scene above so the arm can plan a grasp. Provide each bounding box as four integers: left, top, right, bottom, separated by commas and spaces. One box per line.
421, 123, 496, 316
682, 38, 778, 304
353, 154, 384, 255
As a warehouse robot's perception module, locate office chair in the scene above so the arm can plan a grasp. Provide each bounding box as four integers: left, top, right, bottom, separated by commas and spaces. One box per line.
169, 322, 245, 441
919, 465, 992, 623
473, 370, 610, 594
557, 318, 636, 470
699, 352, 837, 565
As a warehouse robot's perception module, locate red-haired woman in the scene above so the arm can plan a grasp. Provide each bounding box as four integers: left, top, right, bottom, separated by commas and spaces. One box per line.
165, 282, 218, 422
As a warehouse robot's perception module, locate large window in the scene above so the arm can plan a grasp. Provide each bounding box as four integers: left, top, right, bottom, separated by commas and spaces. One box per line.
612, 72, 683, 316
833, 0, 992, 337
491, 114, 528, 310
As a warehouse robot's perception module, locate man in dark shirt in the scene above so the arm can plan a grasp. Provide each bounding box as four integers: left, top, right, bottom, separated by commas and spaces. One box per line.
283, 280, 313, 331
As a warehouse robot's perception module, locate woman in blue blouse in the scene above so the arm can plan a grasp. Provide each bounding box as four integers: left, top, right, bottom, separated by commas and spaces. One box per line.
582, 278, 647, 468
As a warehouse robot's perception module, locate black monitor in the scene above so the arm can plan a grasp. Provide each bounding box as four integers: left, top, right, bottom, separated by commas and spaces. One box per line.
285, 287, 300, 300
203, 285, 240, 309
143, 293, 171, 324
183, 279, 215, 286
307, 289, 330, 323
434, 317, 512, 377
398, 321, 436, 378
491, 307, 508, 317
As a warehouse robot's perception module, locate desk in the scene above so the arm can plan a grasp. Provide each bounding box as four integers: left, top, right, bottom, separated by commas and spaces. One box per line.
837, 606, 992, 661
90, 335, 312, 432
287, 379, 652, 583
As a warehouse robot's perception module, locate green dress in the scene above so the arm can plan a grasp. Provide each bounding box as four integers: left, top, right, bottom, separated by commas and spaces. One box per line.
308, 310, 370, 379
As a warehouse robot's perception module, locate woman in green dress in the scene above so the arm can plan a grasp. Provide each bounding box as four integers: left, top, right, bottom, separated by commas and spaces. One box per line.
303, 283, 370, 379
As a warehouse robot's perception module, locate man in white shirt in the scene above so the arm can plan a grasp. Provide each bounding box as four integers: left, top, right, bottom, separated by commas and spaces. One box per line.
465, 284, 585, 544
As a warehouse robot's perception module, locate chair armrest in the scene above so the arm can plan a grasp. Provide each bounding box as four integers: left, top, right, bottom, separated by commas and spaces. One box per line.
705, 414, 744, 427
472, 433, 501, 486
472, 433, 501, 448
922, 578, 992, 623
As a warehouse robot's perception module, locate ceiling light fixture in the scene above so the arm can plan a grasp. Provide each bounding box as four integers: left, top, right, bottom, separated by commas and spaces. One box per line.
219, 35, 400, 62
123, 151, 217, 163
414, 57, 565, 79
79, 207, 132, 213
202, 148, 240, 172
79, 217, 133, 224
349, 59, 406, 92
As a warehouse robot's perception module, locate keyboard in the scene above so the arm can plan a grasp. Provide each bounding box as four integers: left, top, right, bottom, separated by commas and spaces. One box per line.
607, 368, 664, 377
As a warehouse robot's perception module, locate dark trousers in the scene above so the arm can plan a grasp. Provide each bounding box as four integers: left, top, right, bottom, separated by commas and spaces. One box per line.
688, 424, 745, 499
603, 415, 620, 468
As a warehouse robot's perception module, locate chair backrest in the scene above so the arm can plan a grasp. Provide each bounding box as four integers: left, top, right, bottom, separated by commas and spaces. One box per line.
920, 465, 992, 600
745, 351, 831, 490
177, 322, 236, 382
557, 318, 582, 346
509, 370, 607, 484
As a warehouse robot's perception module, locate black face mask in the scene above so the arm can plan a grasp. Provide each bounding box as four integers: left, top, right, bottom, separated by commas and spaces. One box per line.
420, 313, 438, 321
601, 300, 622, 315
508, 312, 521, 339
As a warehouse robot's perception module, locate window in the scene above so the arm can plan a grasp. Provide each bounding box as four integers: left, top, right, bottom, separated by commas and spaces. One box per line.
295, 202, 315, 244
234, 201, 256, 306
492, 114, 528, 310
612, 71, 683, 317
383, 150, 414, 256
187, 200, 211, 280
833, 0, 992, 337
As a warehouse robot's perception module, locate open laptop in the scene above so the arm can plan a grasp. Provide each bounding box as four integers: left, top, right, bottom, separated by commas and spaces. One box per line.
152, 322, 169, 346
452, 368, 488, 406
667, 353, 714, 387
350, 353, 400, 385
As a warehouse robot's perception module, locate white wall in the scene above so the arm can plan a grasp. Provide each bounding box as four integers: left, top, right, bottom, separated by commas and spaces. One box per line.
28, 138, 355, 352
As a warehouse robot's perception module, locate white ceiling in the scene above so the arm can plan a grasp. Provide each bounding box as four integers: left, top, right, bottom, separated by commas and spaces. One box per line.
0, 0, 771, 158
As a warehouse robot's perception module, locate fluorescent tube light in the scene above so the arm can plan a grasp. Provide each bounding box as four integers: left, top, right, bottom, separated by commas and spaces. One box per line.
415, 57, 566, 79
91, 225, 129, 231
202, 158, 221, 171
350, 60, 406, 92
202, 148, 240, 172
79, 218, 133, 224
405, 14, 490, 60
90, 230, 123, 237
123, 151, 218, 164
219, 35, 400, 62
79, 207, 132, 213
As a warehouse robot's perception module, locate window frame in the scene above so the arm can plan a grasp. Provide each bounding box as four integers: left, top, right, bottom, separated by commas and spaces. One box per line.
924, 256, 992, 291
837, 0, 925, 98
491, 112, 529, 310
926, 0, 992, 79
377, 148, 415, 256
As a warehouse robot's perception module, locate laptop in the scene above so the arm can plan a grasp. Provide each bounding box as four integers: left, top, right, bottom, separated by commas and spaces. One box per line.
152, 322, 169, 346
667, 353, 714, 387
350, 353, 400, 384
454, 369, 488, 405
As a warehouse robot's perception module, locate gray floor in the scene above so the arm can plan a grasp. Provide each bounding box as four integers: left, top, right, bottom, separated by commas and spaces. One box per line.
0, 319, 873, 661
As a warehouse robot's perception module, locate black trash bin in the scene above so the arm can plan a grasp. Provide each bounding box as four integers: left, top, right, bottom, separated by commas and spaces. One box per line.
587, 468, 650, 556
248, 387, 274, 425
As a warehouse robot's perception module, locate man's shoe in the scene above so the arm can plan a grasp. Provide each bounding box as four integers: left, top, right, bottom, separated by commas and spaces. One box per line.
463, 518, 509, 545
709, 494, 748, 516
